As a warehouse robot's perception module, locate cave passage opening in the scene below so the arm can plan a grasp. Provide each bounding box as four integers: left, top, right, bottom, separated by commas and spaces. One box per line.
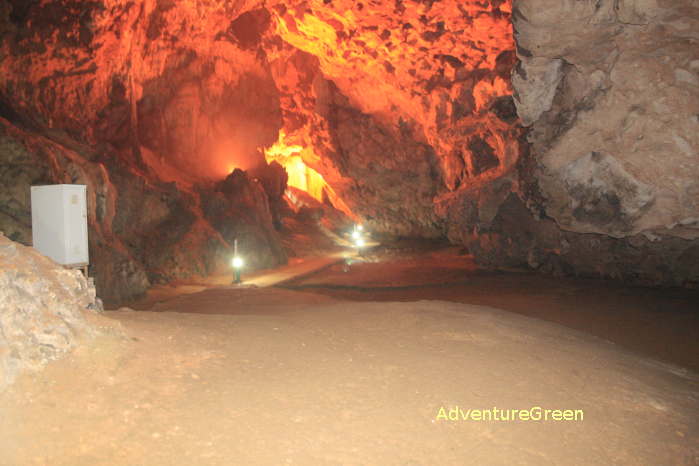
2, 1, 699, 463
127, 0, 519, 246
0, 0, 528, 304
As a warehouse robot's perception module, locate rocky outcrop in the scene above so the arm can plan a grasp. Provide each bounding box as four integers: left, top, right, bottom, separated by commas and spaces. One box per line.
203, 168, 287, 270
497, 0, 699, 286
0, 233, 100, 390
514, 0, 699, 240
324, 85, 444, 237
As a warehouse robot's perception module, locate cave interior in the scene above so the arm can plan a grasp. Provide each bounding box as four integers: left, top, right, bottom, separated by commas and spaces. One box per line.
0, 0, 698, 463
1, 0, 698, 302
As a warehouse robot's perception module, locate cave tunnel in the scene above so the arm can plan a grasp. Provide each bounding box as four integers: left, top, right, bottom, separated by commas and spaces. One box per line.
1, 0, 698, 464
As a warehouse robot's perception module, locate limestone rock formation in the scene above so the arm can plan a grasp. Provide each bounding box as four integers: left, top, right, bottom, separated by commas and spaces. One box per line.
514, 0, 699, 240
264, 0, 520, 236
0, 233, 100, 390
0, 114, 287, 304
0, 0, 697, 297
0, 0, 291, 304
504, 0, 699, 285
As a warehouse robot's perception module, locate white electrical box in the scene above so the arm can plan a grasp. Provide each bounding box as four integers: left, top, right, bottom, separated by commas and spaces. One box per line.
31, 184, 89, 267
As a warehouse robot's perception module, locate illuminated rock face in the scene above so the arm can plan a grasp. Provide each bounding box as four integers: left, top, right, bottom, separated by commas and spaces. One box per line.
0, 0, 288, 303
0, 0, 697, 300
0, 0, 279, 179
265, 0, 519, 235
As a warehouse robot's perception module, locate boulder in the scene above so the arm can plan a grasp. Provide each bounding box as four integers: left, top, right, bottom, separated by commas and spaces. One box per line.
0, 233, 100, 390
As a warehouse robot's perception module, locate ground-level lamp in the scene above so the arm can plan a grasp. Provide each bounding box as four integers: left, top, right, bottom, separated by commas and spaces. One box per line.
354, 236, 366, 255
351, 223, 365, 241
232, 239, 244, 284
350, 223, 366, 255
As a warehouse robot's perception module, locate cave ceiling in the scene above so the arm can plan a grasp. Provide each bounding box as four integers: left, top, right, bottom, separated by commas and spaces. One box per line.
0, 0, 520, 235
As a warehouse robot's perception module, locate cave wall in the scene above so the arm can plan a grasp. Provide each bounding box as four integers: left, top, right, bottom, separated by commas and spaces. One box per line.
263, 0, 521, 237
0, 0, 288, 304
265, 0, 699, 286
0, 0, 280, 178
514, 0, 699, 240
502, 0, 699, 286
1, 0, 697, 301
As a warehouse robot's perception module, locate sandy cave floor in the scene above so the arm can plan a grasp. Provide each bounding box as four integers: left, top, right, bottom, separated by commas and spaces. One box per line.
281, 245, 699, 373
1, 245, 698, 465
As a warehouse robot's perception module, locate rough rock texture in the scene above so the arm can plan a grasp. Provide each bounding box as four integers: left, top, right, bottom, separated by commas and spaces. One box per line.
0, 115, 287, 304
500, 0, 699, 286
514, 0, 699, 239
0, 0, 276, 179
0, 0, 290, 304
204, 168, 287, 270
0, 233, 99, 390
0, 0, 697, 295
431, 0, 699, 289
264, 0, 520, 235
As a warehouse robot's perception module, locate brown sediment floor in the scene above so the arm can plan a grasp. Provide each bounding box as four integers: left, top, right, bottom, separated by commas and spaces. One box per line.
283, 245, 699, 373
1, 246, 697, 465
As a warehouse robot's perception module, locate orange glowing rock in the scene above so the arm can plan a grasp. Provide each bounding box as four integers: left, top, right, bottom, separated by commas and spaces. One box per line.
265, 0, 518, 211
264, 130, 354, 218
1, 0, 516, 238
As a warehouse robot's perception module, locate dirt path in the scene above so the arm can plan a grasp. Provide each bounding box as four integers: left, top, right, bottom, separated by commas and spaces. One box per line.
1, 285, 697, 465
127, 252, 348, 311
